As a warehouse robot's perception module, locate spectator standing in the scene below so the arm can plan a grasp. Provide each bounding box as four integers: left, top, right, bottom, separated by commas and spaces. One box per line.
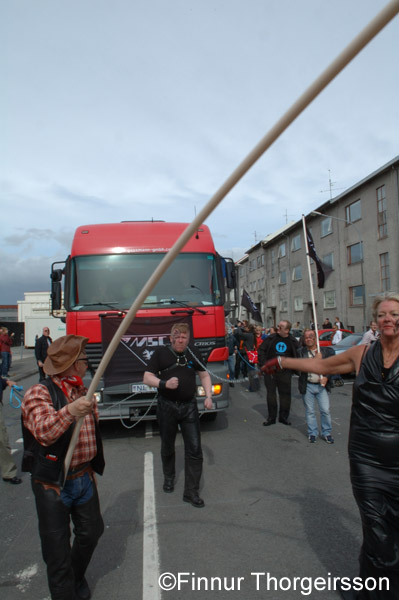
332, 324, 343, 345
0, 377, 22, 484
35, 327, 53, 381
335, 316, 344, 329
258, 320, 299, 426
361, 321, 379, 345
0, 327, 14, 377
226, 326, 236, 387
298, 329, 335, 444
323, 318, 332, 328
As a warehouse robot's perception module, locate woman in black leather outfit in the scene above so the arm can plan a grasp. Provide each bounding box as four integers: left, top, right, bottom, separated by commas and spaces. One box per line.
262, 293, 399, 599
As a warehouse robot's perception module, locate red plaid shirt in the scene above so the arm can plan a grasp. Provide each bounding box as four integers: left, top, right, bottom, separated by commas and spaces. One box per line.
22, 377, 99, 470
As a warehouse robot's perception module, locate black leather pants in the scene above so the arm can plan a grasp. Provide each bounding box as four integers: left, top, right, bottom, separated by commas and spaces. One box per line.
157, 397, 203, 495
350, 460, 399, 599
32, 477, 104, 600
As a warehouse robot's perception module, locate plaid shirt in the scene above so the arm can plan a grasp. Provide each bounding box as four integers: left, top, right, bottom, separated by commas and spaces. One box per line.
22, 377, 99, 470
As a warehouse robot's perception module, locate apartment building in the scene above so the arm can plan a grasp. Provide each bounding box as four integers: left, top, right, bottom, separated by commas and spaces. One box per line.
237, 156, 399, 332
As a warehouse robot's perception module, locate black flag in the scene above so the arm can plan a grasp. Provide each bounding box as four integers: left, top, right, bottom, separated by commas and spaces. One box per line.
241, 289, 263, 322
306, 228, 330, 289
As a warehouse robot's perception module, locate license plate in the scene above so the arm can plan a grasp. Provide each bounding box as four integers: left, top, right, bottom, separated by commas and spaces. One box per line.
131, 383, 157, 393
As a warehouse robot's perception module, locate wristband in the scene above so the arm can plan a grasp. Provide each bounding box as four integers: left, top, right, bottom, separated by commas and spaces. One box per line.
158, 380, 167, 391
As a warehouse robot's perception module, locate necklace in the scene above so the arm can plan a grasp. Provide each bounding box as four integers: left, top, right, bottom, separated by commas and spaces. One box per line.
169, 347, 189, 367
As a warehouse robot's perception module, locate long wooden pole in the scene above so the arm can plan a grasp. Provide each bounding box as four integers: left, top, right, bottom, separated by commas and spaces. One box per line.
64, 0, 399, 479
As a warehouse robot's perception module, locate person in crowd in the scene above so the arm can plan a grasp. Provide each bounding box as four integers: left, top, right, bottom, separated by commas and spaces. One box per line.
332, 324, 343, 345
234, 320, 252, 380
0, 327, 14, 377
1, 376, 22, 485
245, 324, 259, 392
335, 316, 344, 329
361, 321, 379, 345
255, 325, 266, 347
298, 329, 335, 444
143, 323, 212, 508
258, 320, 299, 426
323, 318, 332, 328
35, 327, 53, 381
22, 335, 105, 600
261, 293, 399, 599
226, 325, 236, 387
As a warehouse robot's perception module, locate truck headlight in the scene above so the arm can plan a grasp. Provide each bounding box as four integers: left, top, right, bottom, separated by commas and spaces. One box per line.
197, 384, 222, 397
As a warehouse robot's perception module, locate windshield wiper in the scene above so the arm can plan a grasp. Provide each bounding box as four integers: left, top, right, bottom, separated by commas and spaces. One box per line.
169, 299, 207, 315
81, 302, 127, 313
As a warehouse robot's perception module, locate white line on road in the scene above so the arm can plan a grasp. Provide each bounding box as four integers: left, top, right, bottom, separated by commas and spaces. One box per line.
143, 451, 161, 600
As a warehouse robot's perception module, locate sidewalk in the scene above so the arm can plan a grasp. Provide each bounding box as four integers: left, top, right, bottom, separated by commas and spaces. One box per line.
6, 347, 38, 383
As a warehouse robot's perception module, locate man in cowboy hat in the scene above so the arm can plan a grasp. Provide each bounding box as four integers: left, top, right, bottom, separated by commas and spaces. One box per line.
22, 335, 105, 600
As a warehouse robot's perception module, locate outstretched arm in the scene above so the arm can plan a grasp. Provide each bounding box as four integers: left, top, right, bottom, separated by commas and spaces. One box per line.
262, 345, 364, 376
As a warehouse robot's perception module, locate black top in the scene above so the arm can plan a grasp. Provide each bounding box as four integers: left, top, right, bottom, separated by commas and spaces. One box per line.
258, 333, 299, 367
146, 345, 205, 402
349, 340, 399, 469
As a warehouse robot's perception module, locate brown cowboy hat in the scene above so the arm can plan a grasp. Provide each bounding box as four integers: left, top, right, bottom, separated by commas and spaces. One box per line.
44, 334, 89, 375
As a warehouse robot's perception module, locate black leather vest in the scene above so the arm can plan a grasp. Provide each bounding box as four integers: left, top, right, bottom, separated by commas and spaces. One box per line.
21, 379, 104, 487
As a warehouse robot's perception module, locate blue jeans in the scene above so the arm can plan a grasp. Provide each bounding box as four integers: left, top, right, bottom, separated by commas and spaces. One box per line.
302, 382, 332, 437
1, 352, 11, 376
226, 355, 235, 381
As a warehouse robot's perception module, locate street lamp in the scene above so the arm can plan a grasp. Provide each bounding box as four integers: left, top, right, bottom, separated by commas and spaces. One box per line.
310, 210, 366, 332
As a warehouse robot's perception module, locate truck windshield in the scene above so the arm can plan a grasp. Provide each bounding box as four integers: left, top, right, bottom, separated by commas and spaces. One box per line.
67, 253, 223, 310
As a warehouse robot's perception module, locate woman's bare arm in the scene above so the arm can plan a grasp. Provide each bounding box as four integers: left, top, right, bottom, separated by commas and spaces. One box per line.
281, 345, 365, 376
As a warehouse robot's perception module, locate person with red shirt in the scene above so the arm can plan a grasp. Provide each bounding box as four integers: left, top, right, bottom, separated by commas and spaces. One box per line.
0, 327, 14, 377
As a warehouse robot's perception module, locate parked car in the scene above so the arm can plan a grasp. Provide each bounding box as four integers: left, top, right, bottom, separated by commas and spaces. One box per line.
318, 328, 352, 346
331, 333, 364, 356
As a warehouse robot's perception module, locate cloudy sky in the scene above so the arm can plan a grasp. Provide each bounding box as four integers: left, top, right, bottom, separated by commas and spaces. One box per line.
1, 0, 398, 305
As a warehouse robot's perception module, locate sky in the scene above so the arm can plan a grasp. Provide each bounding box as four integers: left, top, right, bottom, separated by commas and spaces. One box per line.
1, 0, 398, 305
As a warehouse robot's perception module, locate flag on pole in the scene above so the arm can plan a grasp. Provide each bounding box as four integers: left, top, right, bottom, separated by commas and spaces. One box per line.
241, 289, 263, 322
305, 228, 330, 289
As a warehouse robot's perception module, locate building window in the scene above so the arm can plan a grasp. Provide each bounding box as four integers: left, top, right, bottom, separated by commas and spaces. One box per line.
280, 299, 288, 312
324, 290, 336, 309
345, 199, 361, 223
249, 258, 256, 272
258, 278, 265, 290
278, 242, 286, 258
279, 270, 287, 285
377, 185, 387, 239
257, 255, 265, 268
322, 252, 334, 270
292, 265, 302, 281
380, 252, 390, 292
350, 285, 365, 306
271, 249, 276, 278
347, 242, 363, 265
294, 296, 303, 311
320, 217, 332, 238
291, 234, 301, 252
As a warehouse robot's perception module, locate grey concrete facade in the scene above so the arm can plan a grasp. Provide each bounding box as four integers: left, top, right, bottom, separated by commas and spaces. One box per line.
237, 156, 399, 332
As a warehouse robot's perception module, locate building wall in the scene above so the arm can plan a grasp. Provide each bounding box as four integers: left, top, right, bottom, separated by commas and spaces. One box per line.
238, 157, 399, 332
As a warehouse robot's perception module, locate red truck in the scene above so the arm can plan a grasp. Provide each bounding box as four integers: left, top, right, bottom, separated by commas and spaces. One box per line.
50, 221, 236, 422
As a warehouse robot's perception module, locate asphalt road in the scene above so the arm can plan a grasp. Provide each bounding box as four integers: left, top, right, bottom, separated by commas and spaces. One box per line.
0, 363, 361, 600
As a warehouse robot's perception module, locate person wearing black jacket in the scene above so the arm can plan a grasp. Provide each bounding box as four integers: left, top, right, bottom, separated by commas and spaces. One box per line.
35, 327, 53, 381
298, 329, 335, 444
258, 320, 299, 426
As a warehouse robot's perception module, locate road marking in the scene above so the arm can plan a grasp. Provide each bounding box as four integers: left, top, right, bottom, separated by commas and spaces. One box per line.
143, 452, 161, 600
